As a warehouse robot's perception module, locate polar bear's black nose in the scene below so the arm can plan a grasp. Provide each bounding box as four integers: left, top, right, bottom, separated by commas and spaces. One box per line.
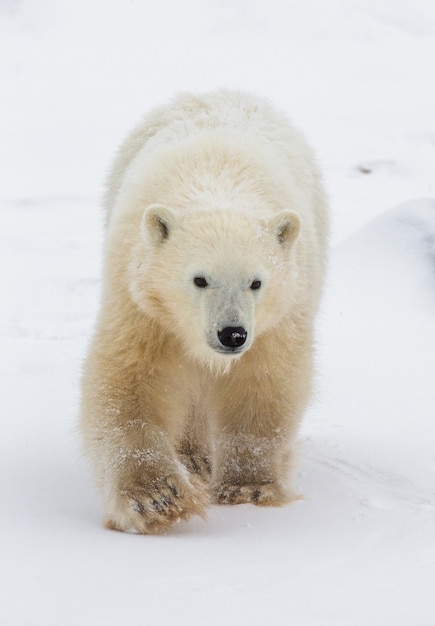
218, 326, 247, 348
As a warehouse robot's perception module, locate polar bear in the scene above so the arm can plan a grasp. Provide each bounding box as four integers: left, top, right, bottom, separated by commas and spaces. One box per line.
80, 90, 328, 534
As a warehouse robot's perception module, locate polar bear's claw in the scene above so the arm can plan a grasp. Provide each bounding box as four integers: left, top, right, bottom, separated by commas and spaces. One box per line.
212, 482, 295, 507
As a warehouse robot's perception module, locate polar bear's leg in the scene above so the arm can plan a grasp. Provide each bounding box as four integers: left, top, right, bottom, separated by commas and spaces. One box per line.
210, 330, 312, 506
81, 341, 208, 533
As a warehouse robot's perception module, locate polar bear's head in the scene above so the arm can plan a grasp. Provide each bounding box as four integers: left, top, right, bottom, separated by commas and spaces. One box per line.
130, 206, 300, 369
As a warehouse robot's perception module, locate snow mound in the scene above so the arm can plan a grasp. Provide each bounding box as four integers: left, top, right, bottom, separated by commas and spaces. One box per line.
334, 197, 435, 312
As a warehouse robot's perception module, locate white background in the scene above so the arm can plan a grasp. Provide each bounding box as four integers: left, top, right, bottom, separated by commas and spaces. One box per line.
1, 1, 434, 624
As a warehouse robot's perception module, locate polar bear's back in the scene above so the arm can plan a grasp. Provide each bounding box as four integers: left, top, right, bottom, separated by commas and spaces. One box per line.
104, 90, 317, 221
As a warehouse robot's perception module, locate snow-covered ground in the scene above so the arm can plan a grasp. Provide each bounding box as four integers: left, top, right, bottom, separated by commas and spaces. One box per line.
1, 1, 434, 624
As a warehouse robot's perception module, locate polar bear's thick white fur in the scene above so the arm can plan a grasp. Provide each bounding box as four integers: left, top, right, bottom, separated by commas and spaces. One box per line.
80, 90, 328, 534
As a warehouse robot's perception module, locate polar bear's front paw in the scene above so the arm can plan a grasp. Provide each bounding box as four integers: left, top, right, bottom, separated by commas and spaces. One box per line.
104, 473, 208, 534
212, 482, 295, 506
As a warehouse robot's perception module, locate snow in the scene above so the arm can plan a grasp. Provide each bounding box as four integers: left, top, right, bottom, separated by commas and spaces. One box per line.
1, 1, 434, 624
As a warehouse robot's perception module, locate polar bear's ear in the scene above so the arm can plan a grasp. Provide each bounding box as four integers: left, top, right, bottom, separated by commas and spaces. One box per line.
269, 210, 301, 248
141, 204, 178, 244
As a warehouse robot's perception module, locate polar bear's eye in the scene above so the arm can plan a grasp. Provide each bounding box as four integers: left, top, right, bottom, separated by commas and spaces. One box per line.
250, 280, 262, 290
193, 276, 208, 288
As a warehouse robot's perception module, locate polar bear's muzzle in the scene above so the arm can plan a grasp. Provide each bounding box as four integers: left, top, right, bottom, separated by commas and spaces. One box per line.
203, 290, 253, 356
